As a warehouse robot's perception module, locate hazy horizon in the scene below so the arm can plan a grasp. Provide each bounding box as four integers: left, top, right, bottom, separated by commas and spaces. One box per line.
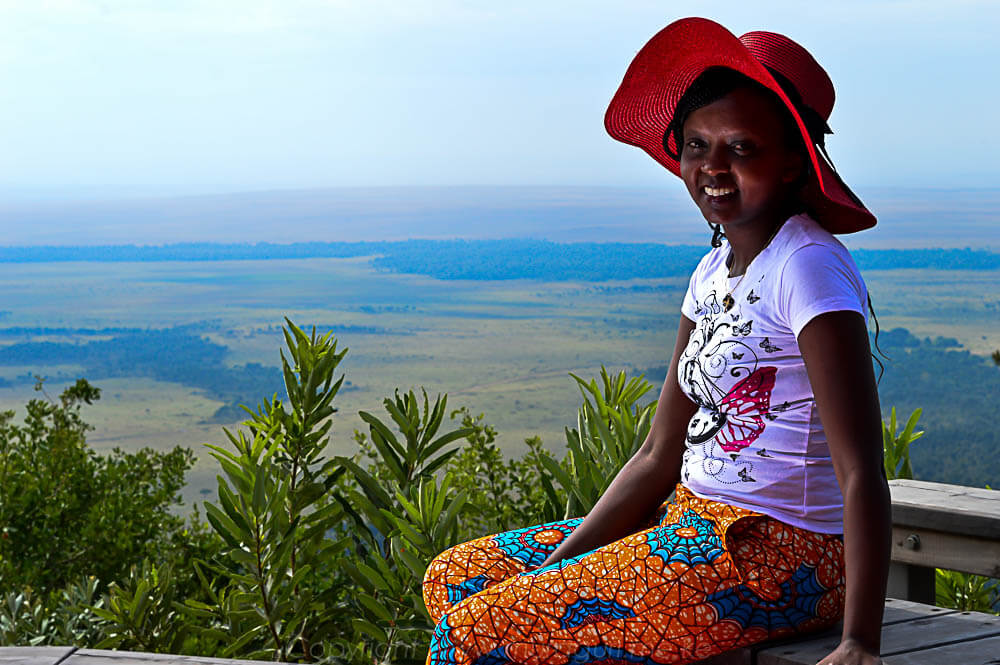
2, 184, 998, 251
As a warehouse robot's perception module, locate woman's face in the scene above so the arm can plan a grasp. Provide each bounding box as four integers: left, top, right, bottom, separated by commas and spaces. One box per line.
679, 86, 803, 233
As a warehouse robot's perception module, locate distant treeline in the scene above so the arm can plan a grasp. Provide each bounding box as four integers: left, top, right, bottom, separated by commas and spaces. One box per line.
0, 326, 366, 422
2, 241, 998, 280
370, 241, 1000, 280
0, 242, 383, 262
0, 329, 287, 422
851, 248, 1000, 271
0, 326, 145, 337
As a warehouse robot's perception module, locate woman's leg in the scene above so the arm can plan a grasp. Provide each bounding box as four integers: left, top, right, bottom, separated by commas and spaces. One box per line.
425, 487, 844, 665
423, 517, 585, 624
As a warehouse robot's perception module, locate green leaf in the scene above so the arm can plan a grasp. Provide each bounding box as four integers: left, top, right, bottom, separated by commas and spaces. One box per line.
361, 409, 408, 459
393, 539, 428, 579
352, 617, 389, 643
205, 502, 246, 548
337, 456, 394, 508
381, 510, 431, 549
252, 462, 270, 517
423, 428, 476, 460
539, 453, 572, 489
356, 592, 395, 625
355, 561, 392, 593
221, 624, 268, 657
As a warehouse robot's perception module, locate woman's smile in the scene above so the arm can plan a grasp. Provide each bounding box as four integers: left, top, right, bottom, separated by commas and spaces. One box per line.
704, 186, 737, 197
701, 185, 739, 210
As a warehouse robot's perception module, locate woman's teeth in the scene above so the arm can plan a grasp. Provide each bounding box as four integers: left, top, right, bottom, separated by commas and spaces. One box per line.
704, 186, 736, 197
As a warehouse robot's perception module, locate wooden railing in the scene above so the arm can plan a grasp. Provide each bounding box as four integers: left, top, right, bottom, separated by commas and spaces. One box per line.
887, 479, 1000, 604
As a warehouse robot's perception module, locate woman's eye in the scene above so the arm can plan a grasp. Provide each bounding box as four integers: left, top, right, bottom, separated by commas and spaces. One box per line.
684, 139, 705, 151
731, 141, 754, 154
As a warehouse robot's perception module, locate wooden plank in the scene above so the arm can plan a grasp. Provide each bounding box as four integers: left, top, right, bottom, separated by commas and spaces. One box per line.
0, 647, 76, 665
880, 597, 961, 624
883, 636, 1000, 664
889, 479, 1000, 539
689, 651, 751, 665
67, 651, 293, 665
890, 525, 1000, 578
878, 609, 1000, 654
758, 606, 1000, 665
704, 600, 957, 665
737, 601, 935, 664
756, 631, 840, 665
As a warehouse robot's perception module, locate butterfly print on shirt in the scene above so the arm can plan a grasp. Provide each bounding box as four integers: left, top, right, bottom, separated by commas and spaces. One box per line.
714, 366, 777, 454
685, 366, 777, 457
760, 337, 782, 353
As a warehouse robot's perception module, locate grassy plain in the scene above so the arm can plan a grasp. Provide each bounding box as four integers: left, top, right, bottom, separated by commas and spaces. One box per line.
0, 257, 997, 506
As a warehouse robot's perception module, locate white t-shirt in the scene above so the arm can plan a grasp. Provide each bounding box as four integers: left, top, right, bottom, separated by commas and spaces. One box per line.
678, 213, 868, 534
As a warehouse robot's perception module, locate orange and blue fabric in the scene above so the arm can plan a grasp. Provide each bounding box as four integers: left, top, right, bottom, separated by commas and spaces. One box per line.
423, 485, 845, 664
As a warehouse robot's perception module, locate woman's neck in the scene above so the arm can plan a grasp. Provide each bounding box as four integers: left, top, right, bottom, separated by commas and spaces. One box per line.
725, 217, 788, 277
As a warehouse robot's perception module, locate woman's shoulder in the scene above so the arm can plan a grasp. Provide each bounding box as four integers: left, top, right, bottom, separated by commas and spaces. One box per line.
780, 213, 844, 249
771, 214, 869, 334
774, 214, 859, 271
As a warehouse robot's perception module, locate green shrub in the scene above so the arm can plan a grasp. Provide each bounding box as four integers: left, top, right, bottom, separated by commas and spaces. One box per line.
0, 379, 197, 596
936, 569, 1000, 613
190, 320, 354, 661
537, 367, 656, 519
882, 406, 923, 481
444, 408, 564, 533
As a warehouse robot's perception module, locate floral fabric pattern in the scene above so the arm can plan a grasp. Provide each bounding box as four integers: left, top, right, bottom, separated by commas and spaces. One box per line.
423, 485, 844, 665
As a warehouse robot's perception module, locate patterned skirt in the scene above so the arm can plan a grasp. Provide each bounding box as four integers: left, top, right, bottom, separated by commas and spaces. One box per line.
423, 484, 845, 665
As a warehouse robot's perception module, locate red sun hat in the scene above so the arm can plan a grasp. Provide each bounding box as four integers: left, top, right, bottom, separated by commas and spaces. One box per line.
605, 17, 876, 234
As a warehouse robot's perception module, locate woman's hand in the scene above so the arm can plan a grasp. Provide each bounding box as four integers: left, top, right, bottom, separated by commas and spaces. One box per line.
816, 637, 883, 665
536, 316, 697, 569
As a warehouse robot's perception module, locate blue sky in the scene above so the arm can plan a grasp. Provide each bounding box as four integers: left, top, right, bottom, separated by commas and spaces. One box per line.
0, 1, 997, 199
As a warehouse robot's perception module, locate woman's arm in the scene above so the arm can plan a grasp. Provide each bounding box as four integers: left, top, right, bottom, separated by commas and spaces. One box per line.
798, 310, 890, 665
537, 315, 698, 568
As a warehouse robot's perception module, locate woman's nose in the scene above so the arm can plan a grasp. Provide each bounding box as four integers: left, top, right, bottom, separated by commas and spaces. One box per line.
699, 148, 729, 175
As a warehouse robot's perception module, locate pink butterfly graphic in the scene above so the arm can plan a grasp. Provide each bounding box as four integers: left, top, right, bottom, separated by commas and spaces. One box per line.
715, 366, 777, 454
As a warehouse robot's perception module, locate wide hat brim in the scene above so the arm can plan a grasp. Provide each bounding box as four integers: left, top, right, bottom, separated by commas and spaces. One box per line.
605, 17, 876, 234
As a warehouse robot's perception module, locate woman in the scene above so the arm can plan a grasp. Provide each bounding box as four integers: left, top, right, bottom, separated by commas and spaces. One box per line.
423, 18, 889, 665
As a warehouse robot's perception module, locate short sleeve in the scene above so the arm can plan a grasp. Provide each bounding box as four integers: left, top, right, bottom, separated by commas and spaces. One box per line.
681, 250, 714, 321
777, 243, 868, 338
681, 269, 699, 320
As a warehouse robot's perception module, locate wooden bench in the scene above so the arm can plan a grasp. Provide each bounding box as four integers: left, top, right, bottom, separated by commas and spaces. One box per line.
696, 479, 1000, 664
751, 598, 1000, 664
0, 647, 288, 665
